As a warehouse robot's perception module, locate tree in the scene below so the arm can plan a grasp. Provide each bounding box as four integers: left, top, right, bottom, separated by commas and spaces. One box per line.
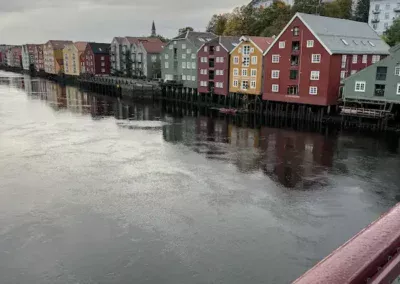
353, 0, 370, 22
223, 5, 258, 36
322, 0, 352, 19
178, 27, 194, 35
292, 0, 322, 15
384, 18, 400, 46
206, 14, 229, 35
255, 1, 292, 37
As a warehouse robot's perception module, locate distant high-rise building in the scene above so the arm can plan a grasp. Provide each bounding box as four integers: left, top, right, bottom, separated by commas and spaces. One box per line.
368, 0, 400, 35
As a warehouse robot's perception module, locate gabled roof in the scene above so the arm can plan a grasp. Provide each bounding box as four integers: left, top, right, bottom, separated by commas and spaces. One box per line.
173, 31, 216, 48
87, 42, 110, 54
139, 39, 165, 53
219, 36, 241, 52
265, 13, 390, 55
231, 36, 273, 54
113, 37, 126, 44
46, 40, 73, 50
74, 42, 88, 53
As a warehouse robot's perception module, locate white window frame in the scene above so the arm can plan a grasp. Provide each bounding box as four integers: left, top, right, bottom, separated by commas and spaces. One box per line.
216, 46, 220, 52
311, 54, 321, 63
251, 56, 257, 65
251, 69, 257, 77
187, 62, 190, 68
191, 54, 196, 59
192, 62, 196, 69
250, 80, 256, 89
355, 81, 366, 92
204, 46, 208, 52
233, 56, 239, 64
182, 54, 186, 59
309, 86, 318, 95
340, 70, 346, 79
220, 70, 224, 75
310, 71, 320, 80
397, 83, 400, 95
272, 55, 279, 63
182, 62, 186, 69
233, 68, 239, 76
272, 84, 279, 92
242, 69, 248, 76
216, 57, 220, 63
182, 75, 187, 80
351, 70, 356, 75
241, 80, 249, 90
271, 70, 279, 79
192, 76, 195, 81
306, 40, 314, 48
233, 80, 239, 87
220, 57, 224, 63
395, 66, 400, 76
243, 45, 251, 55
279, 41, 285, 49
165, 62, 169, 69
362, 54, 367, 63
352, 55, 358, 64
243, 57, 250, 67
165, 54, 169, 59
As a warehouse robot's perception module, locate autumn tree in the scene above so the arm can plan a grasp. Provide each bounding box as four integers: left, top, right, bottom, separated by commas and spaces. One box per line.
178, 27, 194, 35
322, 0, 352, 19
384, 18, 400, 46
353, 0, 370, 22
223, 6, 259, 36
206, 14, 229, 35
292, 0, 322, 15
255, 1, 292, 37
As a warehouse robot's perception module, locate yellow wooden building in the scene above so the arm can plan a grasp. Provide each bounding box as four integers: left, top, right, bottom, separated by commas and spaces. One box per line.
63, 42, 87, 76
229, 36, 273, 95
43, 40, 73, 74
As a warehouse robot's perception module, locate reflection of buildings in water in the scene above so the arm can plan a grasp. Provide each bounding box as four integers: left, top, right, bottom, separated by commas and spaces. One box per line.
23, 76, 32, 94
89, 96, 114, 118
163, 116, 197, 144
45, 82, 67, 110
66, 86, 88, 114
260, 127, 334, 189
228, 125, 262, 173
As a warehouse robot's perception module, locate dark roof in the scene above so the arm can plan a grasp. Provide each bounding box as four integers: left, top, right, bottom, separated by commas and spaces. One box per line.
173, 31, 216, 48
249, 36, 274, 52
88, 42, 110, 54
219, 36, 241, 52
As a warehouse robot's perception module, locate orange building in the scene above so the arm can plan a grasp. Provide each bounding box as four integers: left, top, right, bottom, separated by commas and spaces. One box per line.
229, 36, 273, 95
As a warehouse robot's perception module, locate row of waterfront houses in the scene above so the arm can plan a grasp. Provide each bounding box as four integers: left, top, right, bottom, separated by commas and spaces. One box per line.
1, 14, 399, 109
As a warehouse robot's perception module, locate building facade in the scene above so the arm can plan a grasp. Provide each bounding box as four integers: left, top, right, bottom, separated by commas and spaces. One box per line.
44, 40, 73, 74
369, 0, 400, 35
263, 13, 390, 106
34, 44, 44, 72
161, 31, 216, 89
229, 36, 273, 95
110, 37, 125, 75
82, 42, 111, 76
21, 44, 36, 71
198, 36, 241, 96
343, 44, 400, 103
63, 42, 87, 76
8, 46, 22, 68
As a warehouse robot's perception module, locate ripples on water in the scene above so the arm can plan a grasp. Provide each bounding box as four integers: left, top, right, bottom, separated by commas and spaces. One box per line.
0, 71, 399, 284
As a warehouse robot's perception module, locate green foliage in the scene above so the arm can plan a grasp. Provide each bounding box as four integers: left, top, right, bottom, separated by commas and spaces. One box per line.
292, 0, 322, 14
353, 0, 369, 22
384, 18, 400, 46
151, 34, 169, 43
322, 0, 352, 19
206, 14, 228, 35
178, 27, 194, 35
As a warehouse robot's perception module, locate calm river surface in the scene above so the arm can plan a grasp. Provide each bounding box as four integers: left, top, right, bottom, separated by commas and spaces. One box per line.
1, 71, 400, 284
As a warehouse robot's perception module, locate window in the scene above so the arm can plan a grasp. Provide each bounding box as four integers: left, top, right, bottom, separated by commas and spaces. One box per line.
351, 70, 356, 75
395, 65, 400, 76
216, 46, 220, 52
290, 70, 298, 80
397, 83, 400, 95
101, 56, 105, 61
241, 80, 249, 89
279, 41, 285, 49
233, 68, 239, 76
372, 55, 380, 63
341, 39, 349, 46
216, 57, 219, 63
251, 69, 257, 77
233, 80, 239, 87
250, 80, 256, 89
272, 84, 279, 92
293, 26, 300, 36
251, 56, 257, 64
375, 3, 380, 10
203, 57, 208, 63
384, 23, 389, 29
307, 40, 314, 48
182, 54, 186, 59
287, 85, 298, 95
352, 55, 358, 64
271, 70, 280, 78
191, 54, 196, 59
386, 3, 390, 9
186, 62, 190, 68
182, 75, 186, 80
204, 46, 207, 52
309, 86, 318, 95
220, 70, 224, 75
165, 62, 169, 68
243, 57, 250, 67
250, 48, 254, 53
311, 54, 321, 63
101, 62, 105, 67
355, 81, 366, 92
187, 49, 191, 54
272, 55, 280, 63
310, 71, 320, 80
220, 57, 224, 63
374, 84, 385, 96
165, 54, 169, 59
340, 70, 346, 79
376, 66, 387, 80
151, 55, 157, 62
192, 76, 195, 81
372, 23, 378, 30
242, 69, 248, 76
233, 56, 239, 64
362, 55, 367, 63
101, 68, 105, 73
173, 41, 177, 45
385, 12, 390, 19
192, 62, 196, 69
243, 45, 251, 55
182, 62, 186, 69
368, 41, 376, 47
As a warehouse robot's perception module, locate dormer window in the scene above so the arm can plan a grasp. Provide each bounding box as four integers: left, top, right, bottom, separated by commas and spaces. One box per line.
293, 27, 300, 36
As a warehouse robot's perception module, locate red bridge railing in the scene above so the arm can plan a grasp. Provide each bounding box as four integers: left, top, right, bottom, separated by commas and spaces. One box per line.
293, 203, 400, 284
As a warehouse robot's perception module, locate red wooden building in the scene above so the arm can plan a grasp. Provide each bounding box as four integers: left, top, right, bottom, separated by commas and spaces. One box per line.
197, 36, 240, 96
263, 13, 390, 106
82, 42, 111, 76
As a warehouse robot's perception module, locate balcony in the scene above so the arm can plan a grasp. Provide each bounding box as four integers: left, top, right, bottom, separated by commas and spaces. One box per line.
372, 9, 381, 14
209, 58, 215, 68
394, 7, 400, 12
371, 18, 380, 23
291, 41, 300, 54
209, 70, 215, 81
290, 55, 299, 67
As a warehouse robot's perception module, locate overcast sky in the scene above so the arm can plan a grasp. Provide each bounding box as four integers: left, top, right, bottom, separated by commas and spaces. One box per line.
0, 0, 248, 45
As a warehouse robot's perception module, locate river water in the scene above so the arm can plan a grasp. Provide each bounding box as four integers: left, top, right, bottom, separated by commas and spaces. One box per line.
0, 71, 400, 284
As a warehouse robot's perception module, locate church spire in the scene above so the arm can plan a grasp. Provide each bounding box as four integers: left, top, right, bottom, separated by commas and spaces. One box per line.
151, 21, 156, 37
